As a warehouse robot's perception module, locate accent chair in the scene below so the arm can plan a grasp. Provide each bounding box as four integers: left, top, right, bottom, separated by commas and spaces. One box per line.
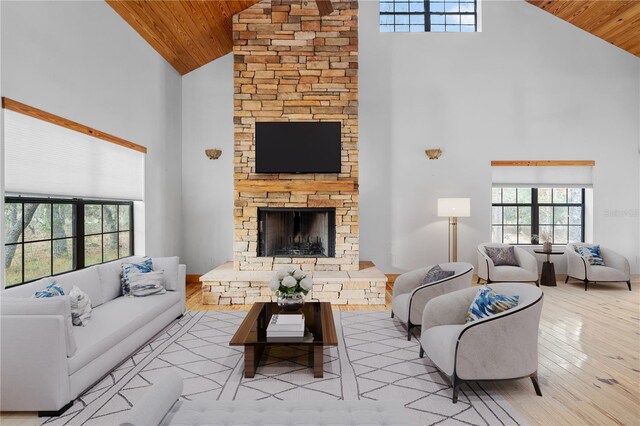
419, 283, 544, 403
477, 243, 539, 286
565, 243, 631, 291
391, 262, 474, 341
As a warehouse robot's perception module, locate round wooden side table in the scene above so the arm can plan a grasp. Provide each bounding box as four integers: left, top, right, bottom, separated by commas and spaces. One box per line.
534, 250, 564, 287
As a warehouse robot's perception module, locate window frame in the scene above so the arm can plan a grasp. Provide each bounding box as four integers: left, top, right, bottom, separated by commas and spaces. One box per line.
491, 188, 586, 245
380, 0, 478, 33
4, 196, 134, 287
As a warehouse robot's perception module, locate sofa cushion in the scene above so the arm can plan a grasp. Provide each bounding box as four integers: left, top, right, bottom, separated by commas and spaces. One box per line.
97, 257, 147, 303
1, 278, 48, 298
68, 291, 180, 374
152, 257, 180, 291
420, 324, 466, 376
491, 265, 538, 282
54, 267, 104, 308
589, 265, 628, 282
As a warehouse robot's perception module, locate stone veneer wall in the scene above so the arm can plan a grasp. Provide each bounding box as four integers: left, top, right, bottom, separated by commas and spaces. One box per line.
233, 0, 359, 272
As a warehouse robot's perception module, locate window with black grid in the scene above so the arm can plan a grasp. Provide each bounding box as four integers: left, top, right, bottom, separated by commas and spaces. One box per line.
4, 197, 134, 287
380, 0, 477, 33
491, 188, 585, 245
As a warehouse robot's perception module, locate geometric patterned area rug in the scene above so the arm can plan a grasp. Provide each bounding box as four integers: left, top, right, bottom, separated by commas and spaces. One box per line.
41, 310, 527, 426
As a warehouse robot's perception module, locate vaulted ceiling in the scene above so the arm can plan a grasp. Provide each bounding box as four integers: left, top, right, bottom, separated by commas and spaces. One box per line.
106, 0, 640, 76
527, 0, 640, 57
106, 0, 261, 75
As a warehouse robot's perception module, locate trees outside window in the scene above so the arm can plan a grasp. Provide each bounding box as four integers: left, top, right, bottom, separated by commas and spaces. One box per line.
491, 188, 585, 245
4, 197, 133, 287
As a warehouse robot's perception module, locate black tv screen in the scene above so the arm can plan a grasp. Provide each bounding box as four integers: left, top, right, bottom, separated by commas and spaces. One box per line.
255, 122, 341, 173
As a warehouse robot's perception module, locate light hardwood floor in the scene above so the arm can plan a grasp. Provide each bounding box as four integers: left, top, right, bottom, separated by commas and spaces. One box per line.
186, 275, 640, 426
3, 275, 638, 425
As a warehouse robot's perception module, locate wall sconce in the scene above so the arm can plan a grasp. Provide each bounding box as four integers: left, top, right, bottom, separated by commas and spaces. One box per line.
425, 149, 442, 160
205, 149, 222, 160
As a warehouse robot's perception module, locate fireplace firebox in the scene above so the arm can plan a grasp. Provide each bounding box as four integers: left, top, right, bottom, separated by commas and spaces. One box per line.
258, 208, 335, 258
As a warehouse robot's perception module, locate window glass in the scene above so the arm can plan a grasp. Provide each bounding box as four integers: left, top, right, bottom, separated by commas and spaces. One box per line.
492, 188, 585, 245
380, 0, 477, 32
3, 198, 133, 287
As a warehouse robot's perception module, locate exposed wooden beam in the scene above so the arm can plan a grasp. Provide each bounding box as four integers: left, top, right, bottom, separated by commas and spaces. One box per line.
491, 160, 595, 167
2, 97, 146, 154
235, 180, 357, 192
315, 0, 334, 17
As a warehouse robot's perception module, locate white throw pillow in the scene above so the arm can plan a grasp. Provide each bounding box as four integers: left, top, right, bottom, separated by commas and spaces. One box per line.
69, 286, 92, 326
129, 270, 166, 297
152, 257, 180, 291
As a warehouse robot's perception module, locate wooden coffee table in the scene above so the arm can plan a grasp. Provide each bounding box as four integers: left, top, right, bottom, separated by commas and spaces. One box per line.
229, 302, 337, 378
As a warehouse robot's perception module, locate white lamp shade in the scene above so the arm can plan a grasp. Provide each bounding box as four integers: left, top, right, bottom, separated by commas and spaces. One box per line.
438, 198, 471, 217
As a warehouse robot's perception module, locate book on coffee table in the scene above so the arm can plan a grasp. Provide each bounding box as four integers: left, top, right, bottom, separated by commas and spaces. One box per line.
267, 314, 305, 338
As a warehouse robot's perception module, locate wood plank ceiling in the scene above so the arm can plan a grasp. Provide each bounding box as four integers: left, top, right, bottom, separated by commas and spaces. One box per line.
106, 0, 261, 75
527, 0, 640, 57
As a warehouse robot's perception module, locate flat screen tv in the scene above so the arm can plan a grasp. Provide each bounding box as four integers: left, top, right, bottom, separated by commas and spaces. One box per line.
255, 121, 341, 173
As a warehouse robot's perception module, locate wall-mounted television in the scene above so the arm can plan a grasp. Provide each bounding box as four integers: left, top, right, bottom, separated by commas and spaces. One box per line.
255, 121, 341, 173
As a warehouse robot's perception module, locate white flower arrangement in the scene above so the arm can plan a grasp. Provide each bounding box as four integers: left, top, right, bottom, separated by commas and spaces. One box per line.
269, 265, 313, 297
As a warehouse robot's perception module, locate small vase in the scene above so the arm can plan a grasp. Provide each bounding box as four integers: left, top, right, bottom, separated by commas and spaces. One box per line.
543, 242, 552, 253
277, 292, 305, 312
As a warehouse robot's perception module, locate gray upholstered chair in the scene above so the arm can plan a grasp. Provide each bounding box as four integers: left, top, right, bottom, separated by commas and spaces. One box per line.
419, 283, 544, 403
391, 262, 473, 341
477, 243, 539, 286
565, 243, 631, 291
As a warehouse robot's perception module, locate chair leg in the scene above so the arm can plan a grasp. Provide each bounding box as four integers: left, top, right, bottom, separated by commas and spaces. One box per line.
565, 275, 569, 283
627, 281, 632, 291
390, 311, 394, 318
407, 324, 412, 341
476, 277, 481, 284
584, 280, 588, 291
452, 375, 461, 403
419, 346, 424, 358
535, 280, 539, 287
530, 372, 542, 397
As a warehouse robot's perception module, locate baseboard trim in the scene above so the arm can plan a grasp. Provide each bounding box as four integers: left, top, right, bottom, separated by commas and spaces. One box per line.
186, 274, 201, 285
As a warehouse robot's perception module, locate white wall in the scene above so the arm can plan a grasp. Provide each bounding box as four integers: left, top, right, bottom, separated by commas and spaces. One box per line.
360, 0, 640, 273
1, 0, 183, 258
181, 55, 234, 274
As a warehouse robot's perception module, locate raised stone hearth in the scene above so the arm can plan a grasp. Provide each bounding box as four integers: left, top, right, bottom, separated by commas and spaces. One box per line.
201, 261, 386, 305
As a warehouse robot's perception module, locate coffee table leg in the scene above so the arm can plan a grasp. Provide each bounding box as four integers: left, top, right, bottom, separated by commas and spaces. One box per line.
244, 345, 263, 378
313, 346, 324, 378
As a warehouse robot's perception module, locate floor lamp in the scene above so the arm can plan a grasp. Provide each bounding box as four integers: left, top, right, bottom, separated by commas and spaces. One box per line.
437, 198, 471, 262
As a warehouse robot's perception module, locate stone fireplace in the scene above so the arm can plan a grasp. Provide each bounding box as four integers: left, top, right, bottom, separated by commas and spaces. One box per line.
258, 208, 336, 258
200, 0, 387, 305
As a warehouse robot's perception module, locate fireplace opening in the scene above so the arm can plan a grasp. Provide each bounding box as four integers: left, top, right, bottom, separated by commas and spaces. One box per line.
258, 208, 335, 257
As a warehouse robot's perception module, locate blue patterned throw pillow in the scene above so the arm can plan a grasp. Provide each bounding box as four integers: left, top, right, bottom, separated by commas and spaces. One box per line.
576, 245, 605, 266
121, 258, 153, 296
34, 281, 65, 298
466, 286, 519, 323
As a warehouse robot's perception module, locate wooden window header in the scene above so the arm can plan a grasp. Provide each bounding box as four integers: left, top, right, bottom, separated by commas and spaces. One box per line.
491, 160, 595, 167
2, 97, 147, 154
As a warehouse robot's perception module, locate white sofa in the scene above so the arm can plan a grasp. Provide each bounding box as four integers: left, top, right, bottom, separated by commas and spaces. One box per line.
120, 372, 416, 426
565, 243, 631, 291
0, 256, 186, 416
477, 243, 539, 286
